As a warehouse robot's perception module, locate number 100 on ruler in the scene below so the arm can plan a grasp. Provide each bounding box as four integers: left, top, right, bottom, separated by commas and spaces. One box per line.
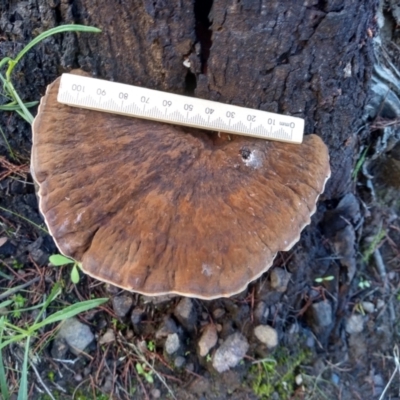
58, 73, 304, 144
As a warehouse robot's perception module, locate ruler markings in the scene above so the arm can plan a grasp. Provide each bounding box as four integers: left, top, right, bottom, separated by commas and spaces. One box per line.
57, 73, 304, 144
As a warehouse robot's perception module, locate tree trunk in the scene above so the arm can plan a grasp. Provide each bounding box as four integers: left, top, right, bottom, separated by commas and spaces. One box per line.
0, 1, 377, 295
1, 1, 377, 195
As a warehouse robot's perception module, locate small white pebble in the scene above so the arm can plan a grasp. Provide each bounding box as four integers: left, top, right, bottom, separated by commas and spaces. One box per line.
376, 299, 385, 309
361, 301, 375, 313
254, 325, 278, 348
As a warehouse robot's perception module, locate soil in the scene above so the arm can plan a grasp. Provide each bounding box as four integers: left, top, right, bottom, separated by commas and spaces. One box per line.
1, 1, 400, 400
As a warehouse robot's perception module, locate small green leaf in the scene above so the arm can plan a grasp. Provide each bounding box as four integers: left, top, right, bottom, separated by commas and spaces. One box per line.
49, 254, 75, 266
71, 264, 80, 284
136, 363, 144, 374
145, 373, 154, 384
315, 275, 335, 283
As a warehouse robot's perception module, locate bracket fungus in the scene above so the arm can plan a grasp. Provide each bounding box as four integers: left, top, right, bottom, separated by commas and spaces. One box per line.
31, 71, 330, 300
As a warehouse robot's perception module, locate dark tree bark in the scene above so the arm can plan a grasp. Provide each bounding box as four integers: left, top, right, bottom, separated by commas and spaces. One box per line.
0, 0, 377, 295
1, 1, 377, 198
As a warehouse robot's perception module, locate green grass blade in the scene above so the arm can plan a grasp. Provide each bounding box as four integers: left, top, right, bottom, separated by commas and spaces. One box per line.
0, 125, 16, 159
362, 227, 386, 263
0, 348, 8, 400
0, 206, 48, 233
0, 334, 27, 352
0, 300, 13, 309
0, 318, 9, 400
0, 72, 32, 121
2, 321, 28, 336
7, 25, 101, 79
0, 101, 38, 111
2, 302, 50, 315
3, 81, 33, 123
3, 301, 51, 314
43, 283, 62, 306
0, 57, 12, 69
0, 270, 12, 280
33, 283, 62, 324
17, 336, 30, 400
33, 298, 108, 330
352, 146, 369, 180
14, 108, 32, 123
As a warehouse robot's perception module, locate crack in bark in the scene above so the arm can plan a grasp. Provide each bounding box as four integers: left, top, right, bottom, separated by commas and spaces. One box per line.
194, 0, 213, 74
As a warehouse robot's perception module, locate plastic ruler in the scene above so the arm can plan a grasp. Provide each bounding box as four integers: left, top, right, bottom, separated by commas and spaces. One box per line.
57, 73, 304, 144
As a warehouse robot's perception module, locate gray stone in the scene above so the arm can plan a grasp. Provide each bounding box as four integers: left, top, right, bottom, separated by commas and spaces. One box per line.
309, 300, 333, 328
174, 297, 197, 331
376, 299, 385, 309
131, 307, 145, 325
125, 329, 134, 340
270, 268, 291, 292
367, 65, 400, 120
212, 308, 226, 319
331, 373, 340, 385
189, 377, 211, 395
51, 337, 68, 359
174, 356, 186, 368
287, 323, 299, 335
198, 324, 218, 357
112, 294, 133, 318
175, 297, 193, 320
137, 340, 148, 353
57, 317, 94, 355
345, 314, 364, 334
373, 374, 384, 387
105, 284, 120, 295
102, 375, 113, 392
306, 333, 315, 348
165, 333, 180, 354
98, 328, 115, 345
186, 362, 194, 372
212, 332, 249, 373
150, 388, 161, 399
27, 237, 48, 265
0, 236, 16, 258
254, 301, 269, 324
254, 325, 278, 348
155, 316, 178, 339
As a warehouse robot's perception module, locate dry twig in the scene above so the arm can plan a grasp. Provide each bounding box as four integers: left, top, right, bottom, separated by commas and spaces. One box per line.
0, 156, 29, 182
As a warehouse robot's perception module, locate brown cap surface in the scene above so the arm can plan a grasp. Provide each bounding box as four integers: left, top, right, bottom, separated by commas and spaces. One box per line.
31, 72, 330, 299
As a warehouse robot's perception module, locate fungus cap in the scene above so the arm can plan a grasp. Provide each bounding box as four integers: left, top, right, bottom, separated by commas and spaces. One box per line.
31, 71, 330, 300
